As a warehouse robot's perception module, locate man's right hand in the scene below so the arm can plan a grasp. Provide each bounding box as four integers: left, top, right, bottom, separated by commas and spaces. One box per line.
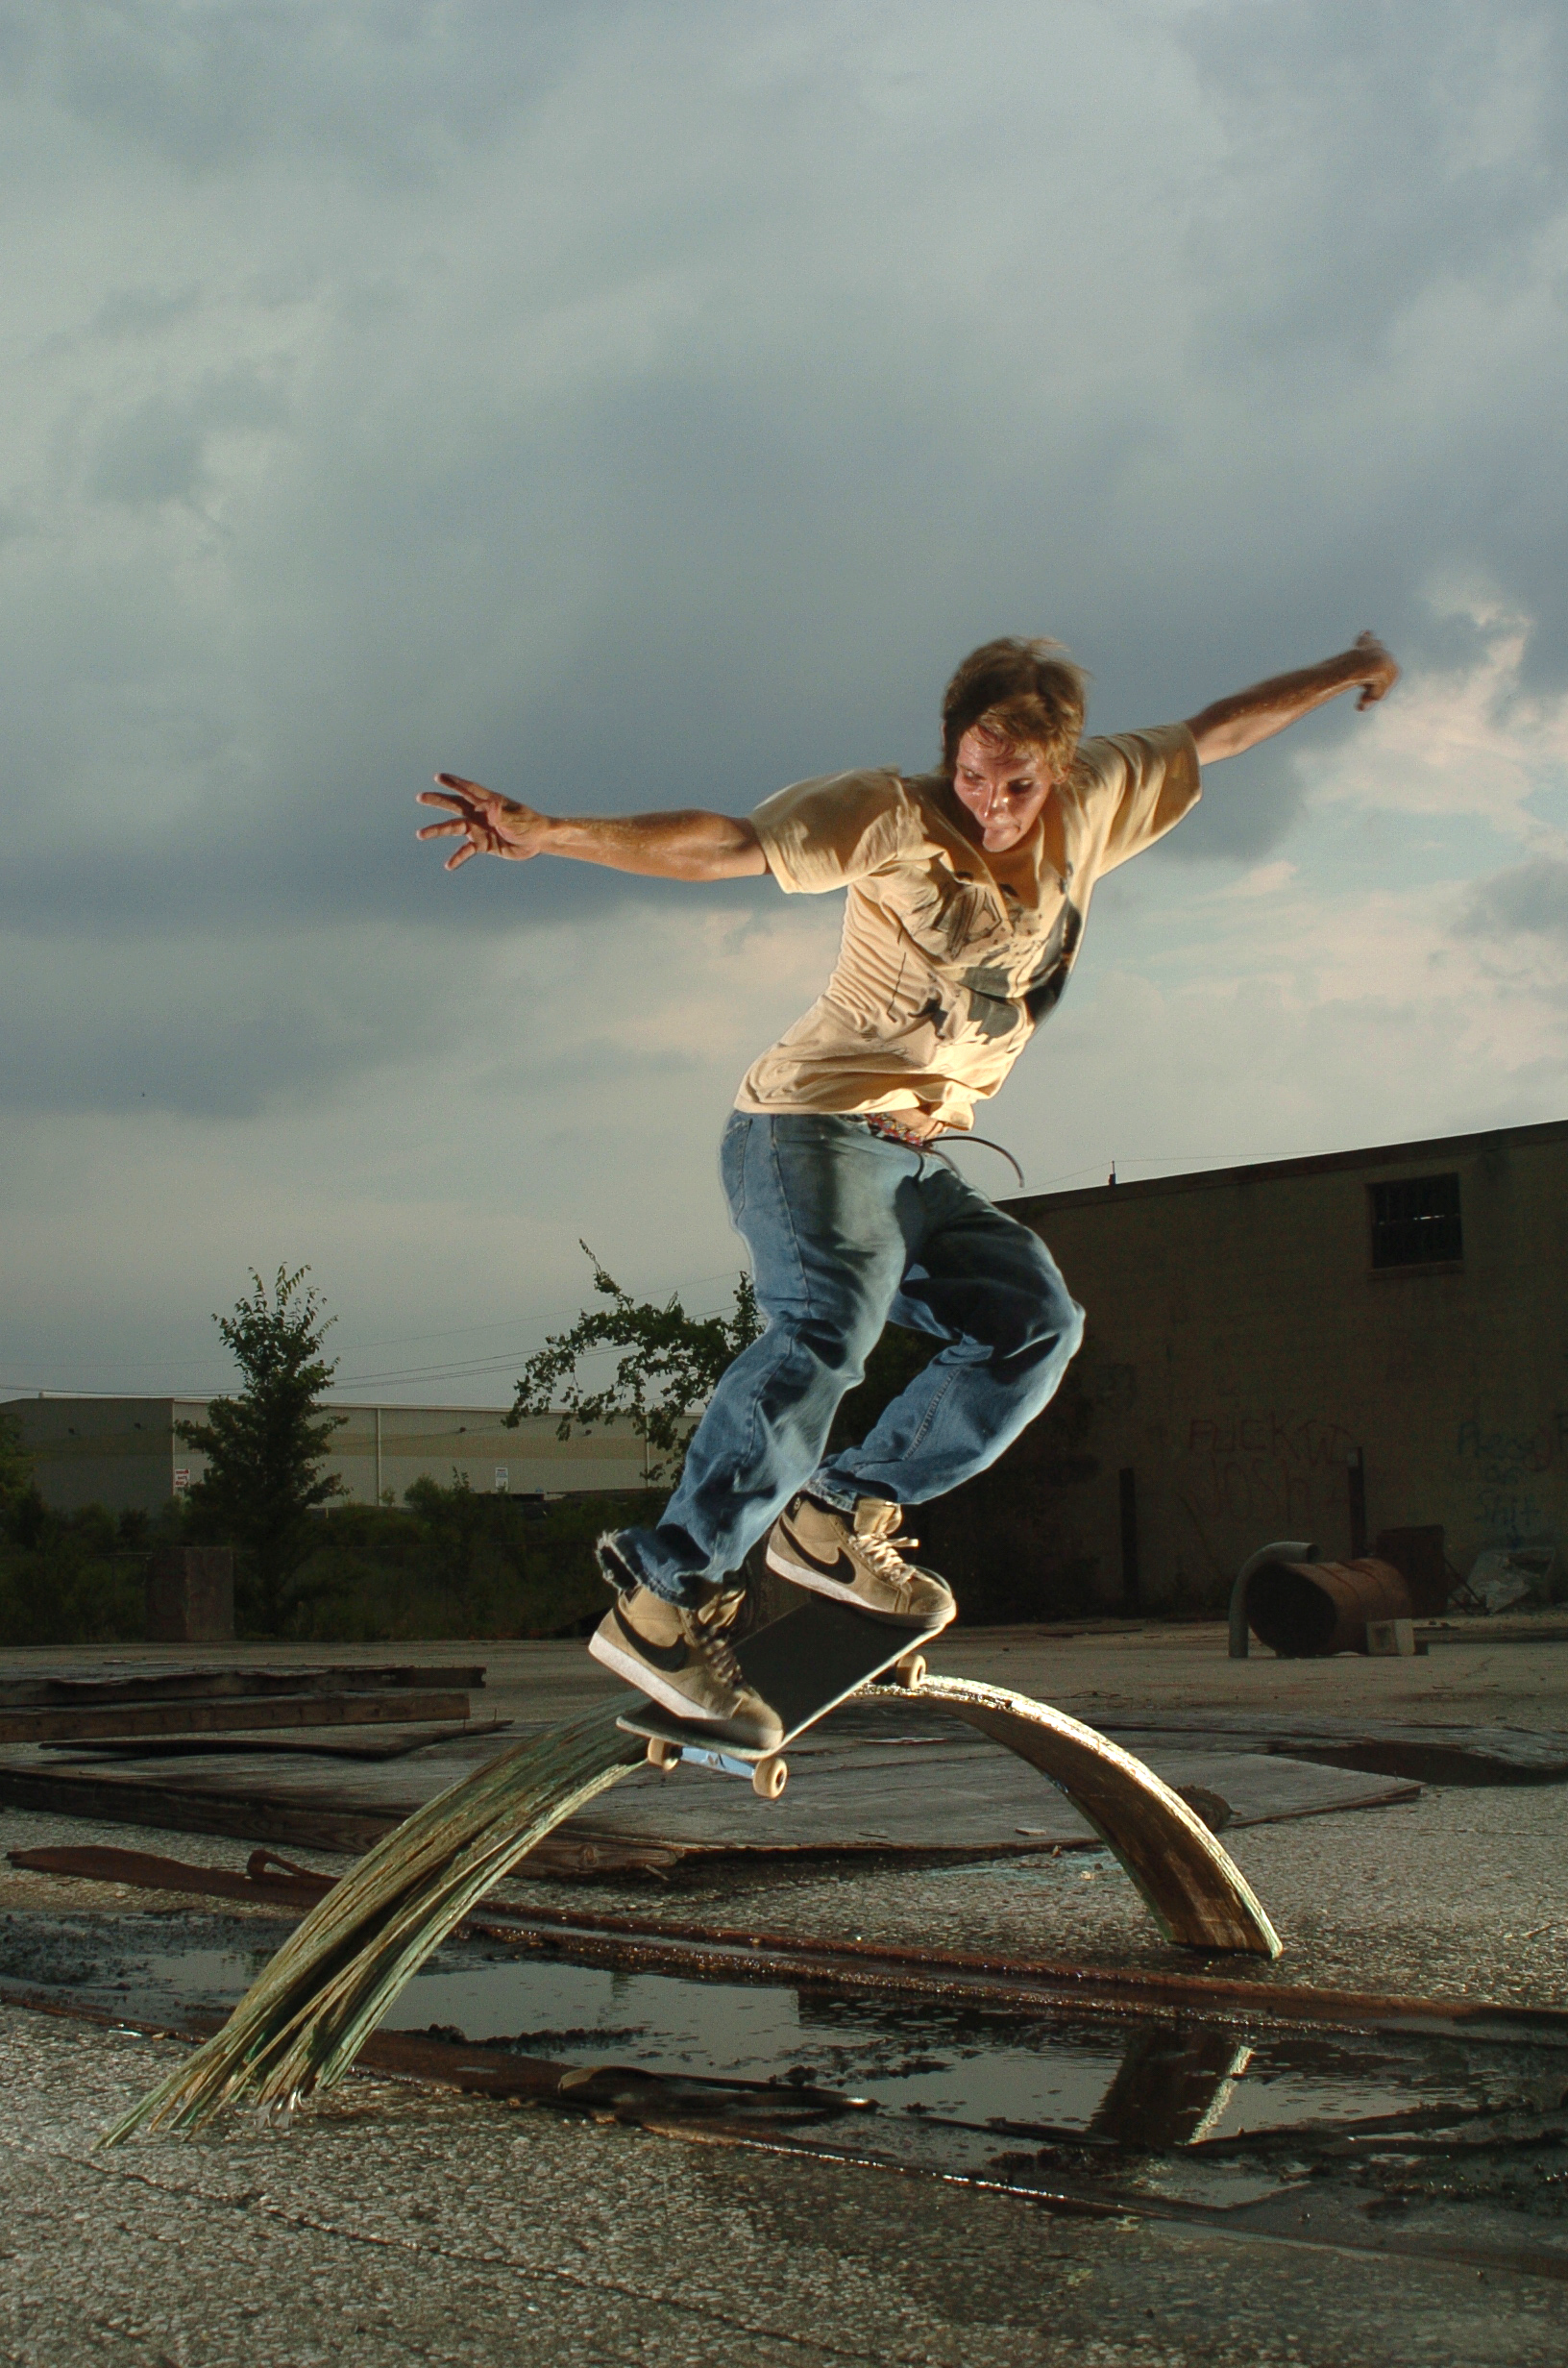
418, 777, 768, 880
416, 775, 551, 870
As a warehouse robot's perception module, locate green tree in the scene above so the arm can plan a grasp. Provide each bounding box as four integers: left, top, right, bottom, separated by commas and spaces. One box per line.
508, 1245, 762, 1485
0, 1413, 36, 1523
178, 1266, 347, 1634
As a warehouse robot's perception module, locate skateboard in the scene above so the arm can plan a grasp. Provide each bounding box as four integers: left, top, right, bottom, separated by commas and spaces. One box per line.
615, 1593, 945, 1799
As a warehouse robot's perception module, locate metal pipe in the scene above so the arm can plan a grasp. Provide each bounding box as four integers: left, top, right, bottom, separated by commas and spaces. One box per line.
918, 1675, 1281, 1958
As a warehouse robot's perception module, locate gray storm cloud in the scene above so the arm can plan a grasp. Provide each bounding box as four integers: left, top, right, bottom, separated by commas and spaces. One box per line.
1465, 856, 1568, 944
0, 2, 1564, 1390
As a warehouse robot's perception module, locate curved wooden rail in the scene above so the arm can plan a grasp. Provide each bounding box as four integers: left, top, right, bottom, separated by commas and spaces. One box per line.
905, 1674, 1282, 1959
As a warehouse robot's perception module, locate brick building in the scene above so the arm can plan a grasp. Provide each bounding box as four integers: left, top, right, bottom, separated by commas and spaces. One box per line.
1003, 1117, 1567, 1610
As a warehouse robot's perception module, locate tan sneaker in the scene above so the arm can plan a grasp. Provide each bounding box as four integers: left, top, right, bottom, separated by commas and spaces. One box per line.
589, 1543, 784, 1749
766, 1495, 956, 1629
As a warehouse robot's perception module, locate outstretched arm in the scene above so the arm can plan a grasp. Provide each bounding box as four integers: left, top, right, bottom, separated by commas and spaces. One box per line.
1183, 630, 1399, 764
416, 775, 767, 880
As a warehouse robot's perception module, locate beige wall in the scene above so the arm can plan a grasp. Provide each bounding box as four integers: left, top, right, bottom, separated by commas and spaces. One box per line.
2, 1397, 649, 1516
321, 1407, 649, 1503
1006, 1119, 1568, 1608
0, 1397, 202, 1516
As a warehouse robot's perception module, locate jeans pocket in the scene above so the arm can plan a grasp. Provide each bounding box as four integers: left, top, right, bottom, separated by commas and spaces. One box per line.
720, 1113, 750, 1219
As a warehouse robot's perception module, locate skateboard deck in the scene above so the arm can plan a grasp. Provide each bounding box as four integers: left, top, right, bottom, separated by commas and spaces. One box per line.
615, 1593, 945, 1798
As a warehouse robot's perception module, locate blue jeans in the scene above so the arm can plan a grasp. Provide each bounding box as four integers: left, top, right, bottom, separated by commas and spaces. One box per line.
612, 1111, 1085, 1604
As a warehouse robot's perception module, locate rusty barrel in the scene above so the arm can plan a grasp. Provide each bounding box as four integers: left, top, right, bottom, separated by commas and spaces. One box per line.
1244, 1555, 1412, 1658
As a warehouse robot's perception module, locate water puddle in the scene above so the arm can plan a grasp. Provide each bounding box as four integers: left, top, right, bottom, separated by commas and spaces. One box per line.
6, 1907, 1561, 2158
8, 1905, 1568, 2269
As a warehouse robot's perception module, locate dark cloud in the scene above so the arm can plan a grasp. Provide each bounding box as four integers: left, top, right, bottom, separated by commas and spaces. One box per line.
1183, 2, 1568, 357
0, 926, 450, 1117
90, 366, 284, 506
2, 0, 1565, 1124
6, 0, 590, 181
1463, 854, 1568, 943
1178, 0, 1568, 688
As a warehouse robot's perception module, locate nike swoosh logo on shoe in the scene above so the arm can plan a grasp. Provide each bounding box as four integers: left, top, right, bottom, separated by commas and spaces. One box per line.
613, 1601, 689, 1673
777, 1535, 861, 1587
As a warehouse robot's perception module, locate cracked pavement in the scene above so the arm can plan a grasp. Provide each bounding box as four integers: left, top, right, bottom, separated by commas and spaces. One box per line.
4, 2005, 1568, 2367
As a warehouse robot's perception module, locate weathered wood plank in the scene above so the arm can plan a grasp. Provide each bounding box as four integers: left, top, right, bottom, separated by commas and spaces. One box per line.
0, 1690, 471, 1743
0, 1732, 1417, 1862
0, 1760, 677, 1875
37, 1719, 510, 1764
1103, 1714, 1568, 1786
0, 1664, 485, 1711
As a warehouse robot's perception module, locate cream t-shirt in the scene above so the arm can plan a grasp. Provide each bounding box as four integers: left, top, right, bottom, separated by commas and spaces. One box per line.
736, 724, 1200, 1131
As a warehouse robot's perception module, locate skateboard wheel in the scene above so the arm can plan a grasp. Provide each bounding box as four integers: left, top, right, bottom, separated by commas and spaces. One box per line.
645, 1738, 681, 1773
751, 1755, 788, 1800
893, 1651, 926, 1690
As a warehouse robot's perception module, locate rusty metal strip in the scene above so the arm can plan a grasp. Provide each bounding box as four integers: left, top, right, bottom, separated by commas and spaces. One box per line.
10, 1845, 336, 1912
913, 1675, 1281, 1957
467, 1915, 1568, 2045
15, 1843, 1568, 2046
483, 1902, 1568, 2041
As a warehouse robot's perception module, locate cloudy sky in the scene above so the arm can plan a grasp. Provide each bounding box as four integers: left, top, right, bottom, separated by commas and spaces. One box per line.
3, 0, 1565, 1407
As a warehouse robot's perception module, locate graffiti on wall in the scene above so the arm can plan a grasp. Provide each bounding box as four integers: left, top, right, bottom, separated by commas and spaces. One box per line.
1178, 1412, 1358, 1533
1455, 1416, 1562, 1547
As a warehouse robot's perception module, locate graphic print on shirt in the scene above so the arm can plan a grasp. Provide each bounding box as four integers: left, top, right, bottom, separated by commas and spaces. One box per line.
1017, 895, 1084, 1024
888, 857, 1086, 1047
735, 727, 1202, 1124
883, 863, 1015, 1048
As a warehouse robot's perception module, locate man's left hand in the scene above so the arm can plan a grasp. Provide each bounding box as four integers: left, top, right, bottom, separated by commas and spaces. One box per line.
1348, 629, 1400, 709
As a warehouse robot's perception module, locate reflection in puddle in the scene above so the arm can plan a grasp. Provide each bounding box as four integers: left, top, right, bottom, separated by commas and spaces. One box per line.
1, 1910, 1548, 2158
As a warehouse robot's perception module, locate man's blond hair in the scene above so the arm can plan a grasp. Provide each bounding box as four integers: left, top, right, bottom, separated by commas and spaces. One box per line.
941, 637, 1088, 778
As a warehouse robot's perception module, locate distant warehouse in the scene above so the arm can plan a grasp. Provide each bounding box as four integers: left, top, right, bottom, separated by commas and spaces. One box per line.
1002, 1116, 1567, 1609
1, 1399, 650, 1517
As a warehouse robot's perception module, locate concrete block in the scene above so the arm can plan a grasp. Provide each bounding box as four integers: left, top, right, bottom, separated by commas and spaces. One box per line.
1365, 1616, 1417, 1657
146, 1547, 234, 1644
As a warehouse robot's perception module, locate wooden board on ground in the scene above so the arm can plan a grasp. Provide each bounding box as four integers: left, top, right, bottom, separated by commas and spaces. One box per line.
0, 1664, 485, 1709
1101, 1713, 1568, 1786
36, 1718, 512, 1764
0, 1660, 485, 1746
0, 1690, 475, 1745
0, 1685, 1420, 1865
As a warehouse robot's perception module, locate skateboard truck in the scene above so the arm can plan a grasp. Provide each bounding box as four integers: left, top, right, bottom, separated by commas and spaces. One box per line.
644, 1735, 790, 1796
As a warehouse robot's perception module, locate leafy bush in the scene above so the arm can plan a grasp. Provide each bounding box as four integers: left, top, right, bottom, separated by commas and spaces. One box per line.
272, 1481, 656, 1643
510, 1246, 760, 1485
0, 1496, 166, 1648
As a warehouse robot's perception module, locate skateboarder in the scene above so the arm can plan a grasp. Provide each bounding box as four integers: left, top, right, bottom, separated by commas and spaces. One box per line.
419, 630, 1397, 1747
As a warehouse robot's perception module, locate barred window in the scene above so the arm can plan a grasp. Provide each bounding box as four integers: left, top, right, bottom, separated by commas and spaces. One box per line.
1369, 1173, 1462, 1269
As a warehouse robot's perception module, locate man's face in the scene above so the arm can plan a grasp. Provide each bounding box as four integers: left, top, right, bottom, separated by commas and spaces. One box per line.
950, 728, 1056, 854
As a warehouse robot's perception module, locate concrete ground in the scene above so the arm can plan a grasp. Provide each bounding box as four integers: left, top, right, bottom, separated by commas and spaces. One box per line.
3, 1619, 1566, 2363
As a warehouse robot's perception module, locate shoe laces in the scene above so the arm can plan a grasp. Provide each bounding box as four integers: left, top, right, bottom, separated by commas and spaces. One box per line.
860, 1523, 920, 1589
683, 1588, 747, 1687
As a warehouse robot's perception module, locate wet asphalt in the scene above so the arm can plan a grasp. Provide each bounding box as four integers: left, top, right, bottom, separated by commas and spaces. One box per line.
4, 1620, 1567, 2363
